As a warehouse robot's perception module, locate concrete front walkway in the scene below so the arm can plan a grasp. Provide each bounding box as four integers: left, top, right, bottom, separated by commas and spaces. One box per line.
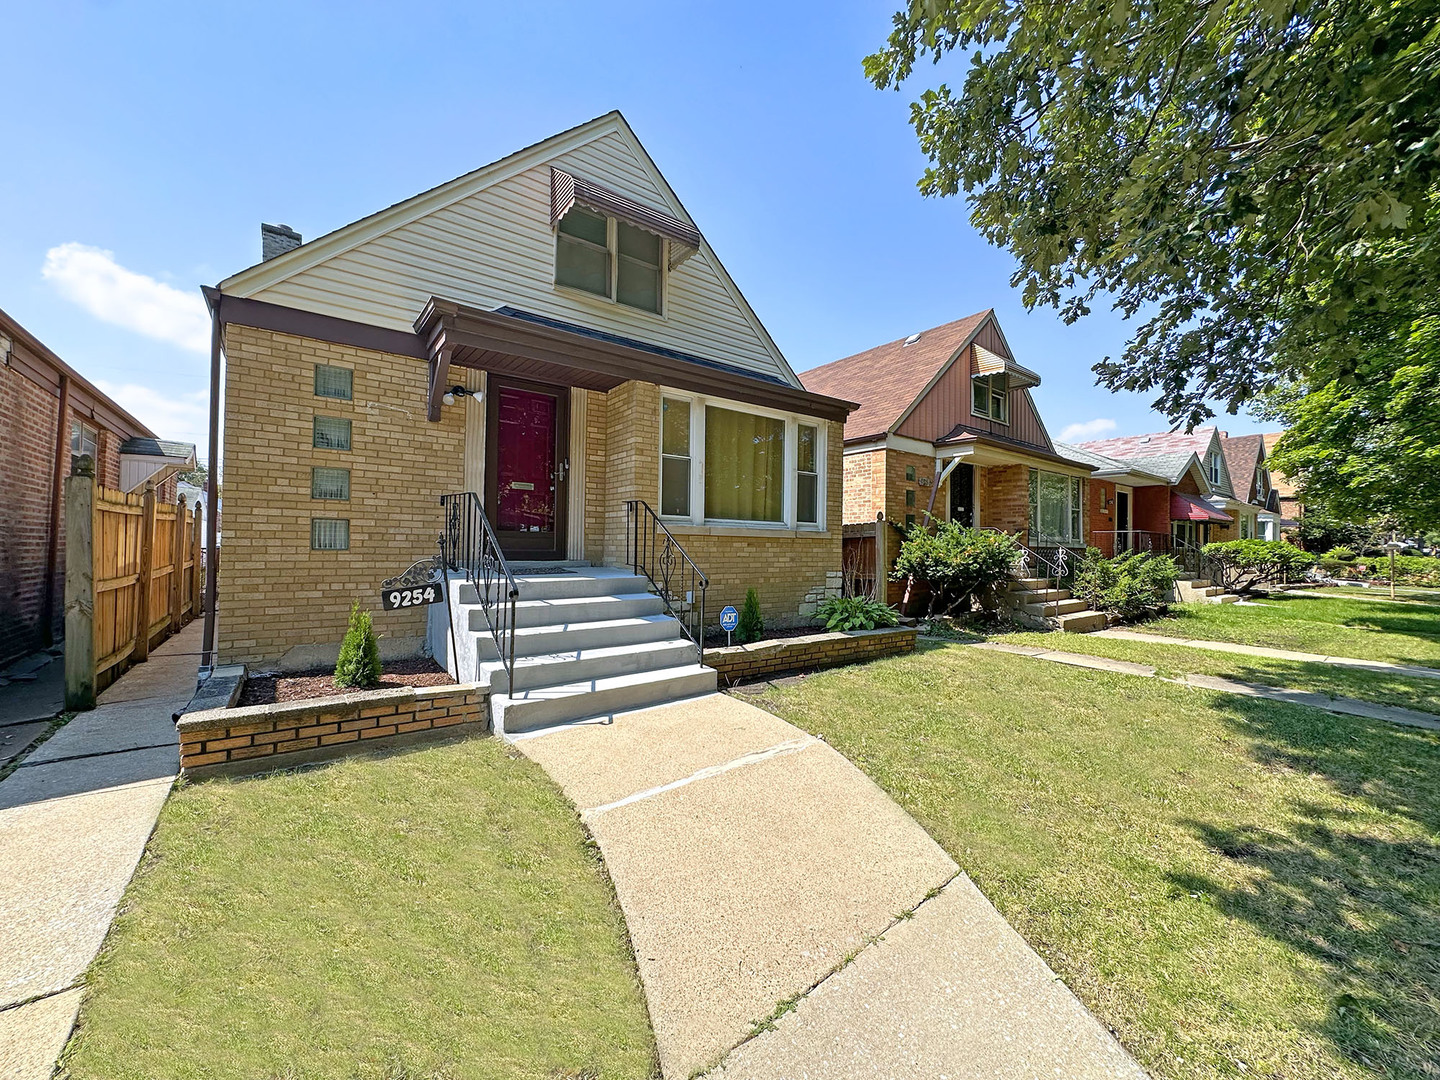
516, 693, 1145, 1080
1095, 628, 1440, 680
0, 624, 196, 1080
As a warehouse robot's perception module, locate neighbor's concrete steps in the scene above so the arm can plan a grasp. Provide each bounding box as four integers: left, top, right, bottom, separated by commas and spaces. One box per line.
1174, 578, 1241, 604
1004, 577, 1108, 633
451, 565, 716, 736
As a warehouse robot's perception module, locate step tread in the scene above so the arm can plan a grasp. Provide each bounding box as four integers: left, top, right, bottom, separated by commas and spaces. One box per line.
502, 613, 682, 640
509, 590, 659, 611
495, 662, 714, 702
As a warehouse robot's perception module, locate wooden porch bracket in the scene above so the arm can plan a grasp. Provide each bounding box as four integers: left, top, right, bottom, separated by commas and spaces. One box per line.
426, 344, 452, 423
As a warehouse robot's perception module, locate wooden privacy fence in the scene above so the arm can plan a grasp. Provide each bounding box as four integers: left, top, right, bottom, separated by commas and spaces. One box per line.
840, 513, 887, 599
64, 457, 203, 709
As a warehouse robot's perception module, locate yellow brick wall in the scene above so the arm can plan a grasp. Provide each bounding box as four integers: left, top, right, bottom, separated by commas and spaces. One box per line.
219, 325, 464, 667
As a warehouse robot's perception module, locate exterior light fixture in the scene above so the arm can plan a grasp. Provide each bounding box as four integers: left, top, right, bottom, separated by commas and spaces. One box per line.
441, 385, 478, 407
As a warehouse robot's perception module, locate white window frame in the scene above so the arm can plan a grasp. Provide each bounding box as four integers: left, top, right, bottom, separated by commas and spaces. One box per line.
658, 388, 826, 531
971, 373, 1010, 424
1208, 452, 1222, 486
554, 210, 668, 317
1028, 467, 1084, 546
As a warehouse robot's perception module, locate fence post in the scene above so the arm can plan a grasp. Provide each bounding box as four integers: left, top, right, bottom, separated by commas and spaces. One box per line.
169, 495, 185, 632
191, 503, 204, 615
134, 483, 156, 662
64, 456, 97, 711
874, 512, 886, 604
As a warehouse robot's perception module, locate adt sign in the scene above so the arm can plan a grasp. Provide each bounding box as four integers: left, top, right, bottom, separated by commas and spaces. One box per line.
719, 606, 739, 634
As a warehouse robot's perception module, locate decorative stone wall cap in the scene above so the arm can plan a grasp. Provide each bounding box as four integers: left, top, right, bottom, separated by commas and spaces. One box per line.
177, 681, 486, 733
707, 625, 915, 658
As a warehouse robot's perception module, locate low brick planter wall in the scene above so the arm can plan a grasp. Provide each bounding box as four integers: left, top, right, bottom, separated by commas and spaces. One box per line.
706, 626, 917, 685
177, 682, 487, 779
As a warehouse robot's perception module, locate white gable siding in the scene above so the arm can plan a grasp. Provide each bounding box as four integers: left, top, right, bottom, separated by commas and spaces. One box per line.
244, 128, 796, 385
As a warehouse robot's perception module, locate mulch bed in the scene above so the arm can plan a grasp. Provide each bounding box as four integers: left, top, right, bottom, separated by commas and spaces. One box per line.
238, 657, 454, 706
705, 624, 827, 646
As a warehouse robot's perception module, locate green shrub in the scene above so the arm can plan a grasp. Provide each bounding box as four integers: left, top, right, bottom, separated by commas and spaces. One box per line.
736, 587, 764, 644
334, 602, 383, 689
815, 595, 900, 632
890, 516, 1022, 615
1072, 549, 1179, 621
1333, 553, 1440, 586
1202, 540, 1317, 592
1326, 546, 1357, 562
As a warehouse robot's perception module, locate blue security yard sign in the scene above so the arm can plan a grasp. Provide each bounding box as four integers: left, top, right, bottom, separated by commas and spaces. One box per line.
719, 605, 739, 638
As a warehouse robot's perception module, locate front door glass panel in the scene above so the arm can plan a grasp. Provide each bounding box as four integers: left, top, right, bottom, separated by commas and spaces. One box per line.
496, 386, 556, 534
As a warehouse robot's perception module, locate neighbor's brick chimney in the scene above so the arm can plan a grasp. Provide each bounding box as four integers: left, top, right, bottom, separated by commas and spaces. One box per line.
261, 223, 302, 261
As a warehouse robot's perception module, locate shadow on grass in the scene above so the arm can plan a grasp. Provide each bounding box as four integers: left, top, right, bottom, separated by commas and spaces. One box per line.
1170, 693, 1440, 1077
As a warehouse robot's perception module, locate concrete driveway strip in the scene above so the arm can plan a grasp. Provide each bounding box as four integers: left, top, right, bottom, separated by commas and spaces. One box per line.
519, 695, 959, 1079
712, 875, 1146, 1080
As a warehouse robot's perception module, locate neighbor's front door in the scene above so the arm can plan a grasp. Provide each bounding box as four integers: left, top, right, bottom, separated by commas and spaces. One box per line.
485, 377, 569, 559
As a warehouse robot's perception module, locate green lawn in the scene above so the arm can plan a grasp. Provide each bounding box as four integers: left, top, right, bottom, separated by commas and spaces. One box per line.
1135, 594, 1440, 668
745, 643, 1440, 1080
63, 738, 657, 1080
991, 629, 1440, 715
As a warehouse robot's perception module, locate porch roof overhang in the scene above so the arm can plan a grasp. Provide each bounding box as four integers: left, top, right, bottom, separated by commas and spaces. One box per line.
414, 298, 858, 423
1171, 491, 1233, 523
935, 425, 1093, 472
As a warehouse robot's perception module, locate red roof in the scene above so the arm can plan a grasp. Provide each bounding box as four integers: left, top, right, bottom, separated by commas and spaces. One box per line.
800, 311, 991, 442
1079, 426, 1219, 460
1171, 492, 1232, 523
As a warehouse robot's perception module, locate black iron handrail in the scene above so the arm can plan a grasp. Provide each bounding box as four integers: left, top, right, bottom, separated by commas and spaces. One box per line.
979, 527, 1073, 620
626, 500, 708, 665
440, 492, 519, 692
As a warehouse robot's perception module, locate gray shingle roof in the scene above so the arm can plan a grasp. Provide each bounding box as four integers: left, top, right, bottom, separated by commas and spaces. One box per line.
119, 437, 196, 460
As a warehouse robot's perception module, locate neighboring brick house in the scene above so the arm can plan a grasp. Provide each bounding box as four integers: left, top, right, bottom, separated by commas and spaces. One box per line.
1073, 426, 1279, 549
204, 112, 855, 669
1260, 431, 1303, 533
1219, 432, 1283, 540
0, 308, 194, 666
801, 311, 1094, 604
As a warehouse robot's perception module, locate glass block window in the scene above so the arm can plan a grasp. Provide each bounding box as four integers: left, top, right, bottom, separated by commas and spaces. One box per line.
905, 488, 916, 508
313, 415, 351, 450
314, 364, 353, 400
311, 467, 350, 500
311, 518, 349, 550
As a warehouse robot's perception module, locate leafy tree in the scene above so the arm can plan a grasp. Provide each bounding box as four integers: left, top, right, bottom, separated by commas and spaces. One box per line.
865, 0, 1440, 429
1261, 318, 1440, 532
179, 463, 207, 488
1202, 539, 1317, 591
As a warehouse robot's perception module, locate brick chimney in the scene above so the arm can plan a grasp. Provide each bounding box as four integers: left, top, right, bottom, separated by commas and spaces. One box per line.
261, 223, 302, 261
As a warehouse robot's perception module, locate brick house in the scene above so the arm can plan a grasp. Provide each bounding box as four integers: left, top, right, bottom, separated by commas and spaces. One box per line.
1220, 433, 1284, 539
800, 311, 1094, 604
0, 308, 193, 666
1260, 431, 1303, 534
203, 113, 854, 679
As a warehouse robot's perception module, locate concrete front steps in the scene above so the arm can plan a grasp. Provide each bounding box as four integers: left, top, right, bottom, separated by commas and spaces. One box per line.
446, 564, 716, 737
1174, 578, 1241, 604
1004, 577, 1108, 633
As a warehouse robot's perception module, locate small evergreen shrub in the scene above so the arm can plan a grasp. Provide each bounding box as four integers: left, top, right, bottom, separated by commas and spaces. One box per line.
890, 516, 1022, 615
334, 602, 383, 689
815, 595, 900, 632
736, 587, 764, 644
1072, 549, 1179, 621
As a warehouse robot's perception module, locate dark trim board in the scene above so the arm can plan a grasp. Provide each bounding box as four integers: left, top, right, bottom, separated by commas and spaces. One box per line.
205, 289, 428, 359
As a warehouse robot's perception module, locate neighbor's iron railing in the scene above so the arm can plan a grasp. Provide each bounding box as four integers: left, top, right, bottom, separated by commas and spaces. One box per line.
1091, 529, 1173, 555
440, 492, 519, 692
626, 500, 708, 664
980, 527, 1077, 621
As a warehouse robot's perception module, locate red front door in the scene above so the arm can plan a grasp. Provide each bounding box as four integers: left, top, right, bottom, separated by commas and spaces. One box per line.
485, 378, 569, 559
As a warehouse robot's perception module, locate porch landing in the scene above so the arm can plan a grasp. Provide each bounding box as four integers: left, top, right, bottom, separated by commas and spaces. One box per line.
429, 564, 716, 736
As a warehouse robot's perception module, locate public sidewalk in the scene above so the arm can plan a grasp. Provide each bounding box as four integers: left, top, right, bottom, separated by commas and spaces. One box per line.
516, 693, 1145, 1080
0, 623, 197, 1080
1095, 628, 1440, 680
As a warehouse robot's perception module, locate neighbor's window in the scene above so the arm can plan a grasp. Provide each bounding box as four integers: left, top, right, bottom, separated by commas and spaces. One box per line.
704, 405, 785, 523
313, 415, 351, 450
1240, 514, 1252, 539
905, 464, 916, 482
70, 420, 98, 473
311, 467, 350, 501
1207, 452, 1222, 485
660, 397, 691, 517
556, 209, 664, 314
971, 373, 1009, 423
797, 424, 819, 525
311, 518, 349, 550
314, 364, 353, 400
1028, 468, 1083, 545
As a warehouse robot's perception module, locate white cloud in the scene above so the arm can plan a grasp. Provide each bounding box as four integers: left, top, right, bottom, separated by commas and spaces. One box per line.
42, 243, 209, 353
94, 380, 210, 455
1059, 418, 1117, 443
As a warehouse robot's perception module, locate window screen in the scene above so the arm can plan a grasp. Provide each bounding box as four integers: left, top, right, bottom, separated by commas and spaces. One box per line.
797, 424, 818, 524
314, 364, 353, 400
616, 222, 661, 313
311, 467, 350, 500
556, 207, 610, 297
661, 397, 691, 517
313, 415, 351, 450
311, 518, 349, 550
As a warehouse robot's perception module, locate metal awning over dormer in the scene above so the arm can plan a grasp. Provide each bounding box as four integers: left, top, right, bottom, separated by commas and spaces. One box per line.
550, 168, 701, 269
970, 343, 1042, 389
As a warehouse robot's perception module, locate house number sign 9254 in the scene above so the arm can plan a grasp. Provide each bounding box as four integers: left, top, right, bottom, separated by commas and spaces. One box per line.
380, 556, 444, 610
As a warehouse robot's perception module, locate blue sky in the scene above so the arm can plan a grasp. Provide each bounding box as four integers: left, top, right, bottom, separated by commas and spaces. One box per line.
0, 0, 1270, 459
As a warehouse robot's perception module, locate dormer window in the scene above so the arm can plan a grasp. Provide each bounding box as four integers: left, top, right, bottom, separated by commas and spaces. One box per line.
1208, 452, 1222, 485
556, 209, 664, 314
972, 373, 1009, 423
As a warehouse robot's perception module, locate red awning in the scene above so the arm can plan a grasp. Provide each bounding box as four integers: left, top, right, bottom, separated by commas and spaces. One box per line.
1170, 492, 1233, 523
